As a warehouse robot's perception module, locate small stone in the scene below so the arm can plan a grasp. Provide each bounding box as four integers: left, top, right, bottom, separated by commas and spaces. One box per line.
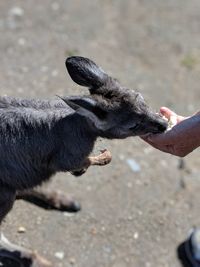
18, 38, 26, 46
158, 219, 164, 225
126, 159, 141, 173
69, 257, 76, 265
17, 226, 26, 233
63, 212, 75, 217
55, 251, 65, 260
119, 154, 125, 160
127, 182, 133, 188
133, 232, 139, 239
86, 185, 92, 191
9, 7, 24, 17
138, 210, 143, 216
91, 227, 97, 235
52, 69, 59, 77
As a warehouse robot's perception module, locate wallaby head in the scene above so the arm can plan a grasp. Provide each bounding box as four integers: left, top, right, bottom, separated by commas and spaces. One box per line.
64, 56, 167, 139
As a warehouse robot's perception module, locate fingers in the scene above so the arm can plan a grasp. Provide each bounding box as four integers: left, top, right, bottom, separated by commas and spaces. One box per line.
141, 106, 179, 146
160, 107, 176, 119
141, 106, 195, 157
160, 107, 179, 125
160, 107, 186, 123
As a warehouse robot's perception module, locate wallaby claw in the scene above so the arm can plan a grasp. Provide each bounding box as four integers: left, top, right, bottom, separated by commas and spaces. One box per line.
89, 149, 112, 166
71, 169, 87, 177
71, 149, 112, 177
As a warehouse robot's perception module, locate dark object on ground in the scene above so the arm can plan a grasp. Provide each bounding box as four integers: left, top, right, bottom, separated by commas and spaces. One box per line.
0, 249, 32, 267
177, 229, 200, 267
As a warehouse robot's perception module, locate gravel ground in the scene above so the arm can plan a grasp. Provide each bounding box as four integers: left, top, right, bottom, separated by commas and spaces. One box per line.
1, 1, 200, 266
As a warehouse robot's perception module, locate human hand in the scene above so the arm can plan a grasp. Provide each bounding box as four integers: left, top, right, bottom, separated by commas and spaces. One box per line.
141, 107, 200, 157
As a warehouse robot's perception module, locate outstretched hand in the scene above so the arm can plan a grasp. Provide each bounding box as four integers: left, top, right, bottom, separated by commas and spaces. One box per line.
141, 107, 200, 157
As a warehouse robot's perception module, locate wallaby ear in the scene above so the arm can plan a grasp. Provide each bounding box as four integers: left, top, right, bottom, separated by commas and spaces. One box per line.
60, 96, 110, 131
65, 56, 108, 90
59, 96, 107, 119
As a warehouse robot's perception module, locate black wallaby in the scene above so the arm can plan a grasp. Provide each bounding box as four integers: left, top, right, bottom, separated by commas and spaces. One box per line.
0, 56, 167, 267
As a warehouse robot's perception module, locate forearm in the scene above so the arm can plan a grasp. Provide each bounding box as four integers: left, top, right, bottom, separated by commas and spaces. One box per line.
181, 113, 200, 149
142, 109, 200, 157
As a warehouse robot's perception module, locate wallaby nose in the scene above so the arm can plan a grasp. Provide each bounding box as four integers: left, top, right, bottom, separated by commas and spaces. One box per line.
158, 122, 167, 132
156, 120, 168, 133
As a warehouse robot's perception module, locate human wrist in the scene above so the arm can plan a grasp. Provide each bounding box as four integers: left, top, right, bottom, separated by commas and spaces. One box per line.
187, 113, 200, 145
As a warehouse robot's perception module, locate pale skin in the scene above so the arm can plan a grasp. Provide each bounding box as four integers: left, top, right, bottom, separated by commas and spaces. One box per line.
141, 107, 200, 157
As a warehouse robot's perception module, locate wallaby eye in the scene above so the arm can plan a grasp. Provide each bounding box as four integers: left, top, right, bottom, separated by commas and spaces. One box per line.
129, 123, 139, 131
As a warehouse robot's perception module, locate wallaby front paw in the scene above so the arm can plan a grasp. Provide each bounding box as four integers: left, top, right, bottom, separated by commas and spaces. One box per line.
71, 169, 87, 177
99, 149, 112, 165
89, 149, 112, 166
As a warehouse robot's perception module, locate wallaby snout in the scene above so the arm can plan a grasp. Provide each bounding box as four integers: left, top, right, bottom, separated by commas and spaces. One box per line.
144, 114, 168, 134
154, 117, 168, 133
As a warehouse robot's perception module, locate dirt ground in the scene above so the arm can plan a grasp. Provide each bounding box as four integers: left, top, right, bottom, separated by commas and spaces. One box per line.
1, 0, 200, 266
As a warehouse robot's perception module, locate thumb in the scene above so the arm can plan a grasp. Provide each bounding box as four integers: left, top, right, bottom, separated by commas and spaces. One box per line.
160, 107, 186, 123
160, 107, 177, 119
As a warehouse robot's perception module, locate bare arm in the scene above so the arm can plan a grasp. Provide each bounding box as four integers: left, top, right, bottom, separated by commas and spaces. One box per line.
141, 107, 200, 157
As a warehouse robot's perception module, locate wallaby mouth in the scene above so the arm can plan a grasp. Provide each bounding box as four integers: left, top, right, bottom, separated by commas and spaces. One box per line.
138, 115, 168, 136
149, 118, 168, 134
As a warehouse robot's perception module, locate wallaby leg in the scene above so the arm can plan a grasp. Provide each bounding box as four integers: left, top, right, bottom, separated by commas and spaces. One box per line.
16, 187, 81, 212
0, 187, 16, 224
0, 234, 52, 267
0, 187, 52, 267
71, 149, 112, 176
17, 150, 111, 210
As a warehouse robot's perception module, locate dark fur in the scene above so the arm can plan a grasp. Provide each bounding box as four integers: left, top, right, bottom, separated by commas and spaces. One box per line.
0, 56, 167, 224
0, 97, 97, 192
